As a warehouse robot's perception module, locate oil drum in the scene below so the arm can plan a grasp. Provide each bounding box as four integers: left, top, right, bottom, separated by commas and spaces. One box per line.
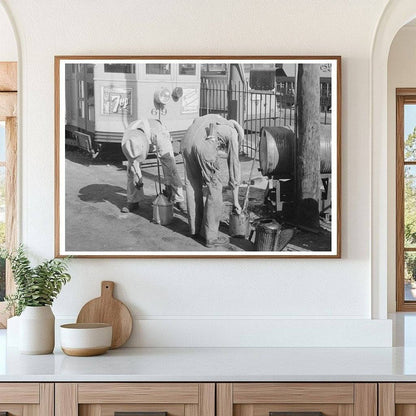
259, 127, 332, 177
259, 127, 294, 178
319, 136, 331, 174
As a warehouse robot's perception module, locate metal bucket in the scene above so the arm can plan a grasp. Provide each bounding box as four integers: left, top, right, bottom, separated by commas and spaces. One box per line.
152, 194, 173, 225
229, 212, 250, 238
254, 219, 282, 251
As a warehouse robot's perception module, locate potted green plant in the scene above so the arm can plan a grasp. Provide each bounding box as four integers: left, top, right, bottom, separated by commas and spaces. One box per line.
1, 245, 71, 354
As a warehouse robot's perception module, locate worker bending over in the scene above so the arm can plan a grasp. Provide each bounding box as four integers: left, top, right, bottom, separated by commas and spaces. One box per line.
181, 114, 244, 248
121, 119, 184, 213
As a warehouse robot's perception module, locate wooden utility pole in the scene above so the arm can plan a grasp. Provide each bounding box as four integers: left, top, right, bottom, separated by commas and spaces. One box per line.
296, 63, 321, 231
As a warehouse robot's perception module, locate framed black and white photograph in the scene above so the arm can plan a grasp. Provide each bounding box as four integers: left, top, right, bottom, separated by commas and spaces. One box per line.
55, 56, 341, 258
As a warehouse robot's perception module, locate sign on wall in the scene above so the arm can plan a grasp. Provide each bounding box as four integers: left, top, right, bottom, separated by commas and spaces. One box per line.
101, 87, 132, 115
181, 88, 199, 114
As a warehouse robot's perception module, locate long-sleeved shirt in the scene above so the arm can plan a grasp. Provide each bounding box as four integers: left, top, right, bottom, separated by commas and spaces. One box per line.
181, 114, 241, 189
121, 119, 173, 167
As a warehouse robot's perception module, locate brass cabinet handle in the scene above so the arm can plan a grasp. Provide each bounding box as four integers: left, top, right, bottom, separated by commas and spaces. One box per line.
115, 412, 167, 416
270, 413, 324, 416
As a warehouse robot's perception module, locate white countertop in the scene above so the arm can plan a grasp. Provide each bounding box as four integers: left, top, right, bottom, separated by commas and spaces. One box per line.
2, 328, 416, 382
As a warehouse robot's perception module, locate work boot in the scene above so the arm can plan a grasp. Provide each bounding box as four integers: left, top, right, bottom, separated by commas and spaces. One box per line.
205, 235, 229, 248
121, 202, 139, 213
191, 234, 205, 244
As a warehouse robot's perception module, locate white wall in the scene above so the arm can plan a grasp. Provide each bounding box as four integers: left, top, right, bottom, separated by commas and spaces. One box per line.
387, 25, 416, 312
0, 3, 17, 61
0, 0, 393, 346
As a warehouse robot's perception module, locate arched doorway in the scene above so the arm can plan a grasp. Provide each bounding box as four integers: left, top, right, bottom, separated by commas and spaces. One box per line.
371, 0, 416, 320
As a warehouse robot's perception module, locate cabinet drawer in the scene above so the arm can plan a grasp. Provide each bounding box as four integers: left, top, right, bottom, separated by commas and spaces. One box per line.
78, 383, 200, 404
0, 383, 39, 404
233, 384, 354, 404
80, 403, 183, 416
56, 383, 215, 416
0, 383, 53, 416
379, 383, 416, 416
218, 383, 376, 416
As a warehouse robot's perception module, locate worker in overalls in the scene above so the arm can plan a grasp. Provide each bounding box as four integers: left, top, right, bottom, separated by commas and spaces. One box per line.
180, 114, 244, 248
121, 119, 184, 213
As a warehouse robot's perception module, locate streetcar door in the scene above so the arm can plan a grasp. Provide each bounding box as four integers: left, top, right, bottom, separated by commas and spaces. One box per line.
85, 64, 95, 132
75, 64, 95, 132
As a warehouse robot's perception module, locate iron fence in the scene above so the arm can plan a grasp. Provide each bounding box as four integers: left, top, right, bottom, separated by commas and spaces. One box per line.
200, 77, 331, 158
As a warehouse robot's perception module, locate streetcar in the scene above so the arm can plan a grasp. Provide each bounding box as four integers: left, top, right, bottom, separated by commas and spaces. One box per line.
65, 62, 201, 156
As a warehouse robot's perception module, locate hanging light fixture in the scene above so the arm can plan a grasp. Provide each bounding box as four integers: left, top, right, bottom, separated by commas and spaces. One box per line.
154, 87, 171, 106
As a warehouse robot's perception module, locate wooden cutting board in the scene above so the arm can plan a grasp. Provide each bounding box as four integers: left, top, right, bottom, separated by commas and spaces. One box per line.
76, 281, 133, 349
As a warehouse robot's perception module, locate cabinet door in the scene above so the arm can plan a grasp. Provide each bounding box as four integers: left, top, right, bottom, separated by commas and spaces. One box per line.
217, 383, 377, 416
0, 383, 53, 416
55, 383, 215, 416
379, 383, 416, 416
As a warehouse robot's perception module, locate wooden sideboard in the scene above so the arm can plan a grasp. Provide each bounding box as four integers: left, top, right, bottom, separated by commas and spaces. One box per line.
0, 382, 413, 416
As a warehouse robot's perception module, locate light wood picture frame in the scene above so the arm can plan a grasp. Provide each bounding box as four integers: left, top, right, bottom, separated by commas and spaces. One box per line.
55, 56, 341, 258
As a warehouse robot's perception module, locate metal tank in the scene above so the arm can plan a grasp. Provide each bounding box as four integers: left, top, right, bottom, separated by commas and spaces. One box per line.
259, 126, 331, 178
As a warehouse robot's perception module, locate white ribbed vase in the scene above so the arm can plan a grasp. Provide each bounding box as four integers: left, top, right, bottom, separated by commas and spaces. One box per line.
19, 306, 55, 354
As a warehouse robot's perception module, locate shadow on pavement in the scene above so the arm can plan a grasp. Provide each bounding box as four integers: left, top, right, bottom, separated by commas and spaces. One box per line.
66, 148, 125, 168
124, 202, 208, 250
218, 222, 256, 251
76, 184, 259, 252
78, 184, 127, 210
229, 237, 256, 251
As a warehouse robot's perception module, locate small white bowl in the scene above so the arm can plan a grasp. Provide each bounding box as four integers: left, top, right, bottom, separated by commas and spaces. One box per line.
60, 323, 112, 357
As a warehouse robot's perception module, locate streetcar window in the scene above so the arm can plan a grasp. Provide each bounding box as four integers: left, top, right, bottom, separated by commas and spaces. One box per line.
201, 64, 227, 75
78, 80, 85, 98
104, 64, 136, 74
88, 105, 95, 122
179, 64, 196, 75
146, 64, 171, 75
87, 82, 94, 99
78, 100, 85, 118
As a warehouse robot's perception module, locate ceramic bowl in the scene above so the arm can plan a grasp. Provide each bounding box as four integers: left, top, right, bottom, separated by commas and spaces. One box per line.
60, 323, 112, 356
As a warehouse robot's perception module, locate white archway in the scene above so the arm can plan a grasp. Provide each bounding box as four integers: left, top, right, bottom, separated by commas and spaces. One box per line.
371, 0, 416, 319
0, 1, 18, 61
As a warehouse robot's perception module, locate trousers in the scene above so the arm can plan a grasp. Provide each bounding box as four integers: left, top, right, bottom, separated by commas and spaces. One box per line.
182, 139, 223, 242
126, 160, 144, 203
